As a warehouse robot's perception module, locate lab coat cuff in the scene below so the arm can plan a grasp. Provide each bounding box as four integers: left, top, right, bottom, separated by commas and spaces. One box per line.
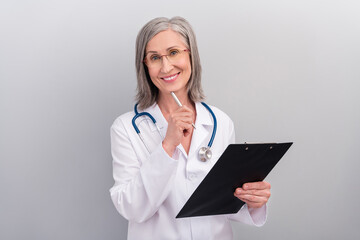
142, 143, 178, 170
247, 204, 267, 227
159, 142, 181, 161
228, 204, 267, 227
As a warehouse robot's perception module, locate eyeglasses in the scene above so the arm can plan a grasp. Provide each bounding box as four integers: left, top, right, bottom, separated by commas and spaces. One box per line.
143, 49, 190, 68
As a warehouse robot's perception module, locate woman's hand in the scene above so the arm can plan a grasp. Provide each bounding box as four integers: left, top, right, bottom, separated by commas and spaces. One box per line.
234, 181, 271, 209
162, 105, 194, 156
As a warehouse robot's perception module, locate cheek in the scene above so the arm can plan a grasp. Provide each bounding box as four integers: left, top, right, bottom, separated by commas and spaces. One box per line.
146, 68, 162, 89
147, 68, 159, 81
179, 58, 192, 74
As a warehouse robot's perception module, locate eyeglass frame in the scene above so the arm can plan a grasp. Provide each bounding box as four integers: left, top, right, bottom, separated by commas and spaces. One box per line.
143, 49, 190, 68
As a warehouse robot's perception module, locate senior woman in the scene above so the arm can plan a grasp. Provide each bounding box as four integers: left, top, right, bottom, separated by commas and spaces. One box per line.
110, 16, 271, 240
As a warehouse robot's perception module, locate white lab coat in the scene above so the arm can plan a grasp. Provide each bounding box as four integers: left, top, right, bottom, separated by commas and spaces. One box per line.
110, 102, 267, 240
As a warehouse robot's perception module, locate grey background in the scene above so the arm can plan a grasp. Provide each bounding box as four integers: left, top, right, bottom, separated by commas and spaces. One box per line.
1, 0, 359, 239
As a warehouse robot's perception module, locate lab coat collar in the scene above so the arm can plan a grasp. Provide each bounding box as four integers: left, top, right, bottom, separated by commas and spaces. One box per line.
194, 102, 214, 127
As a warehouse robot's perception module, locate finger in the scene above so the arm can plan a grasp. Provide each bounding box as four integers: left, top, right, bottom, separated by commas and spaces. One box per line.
178, 116, 194, 124
176, 107, 195, 119
169, 112, 193, 122
175, 118, 194, 129
236, 194, 268, 204
235, 188, 271, 198
171, 106, 195, 121
234, 188, 244, 195
171, 116, 194, 130
170, 113, 194, 123
173, 105, 194, 115
176, 122, 193, 134
242, 181, 271, 191
180, 104, 194, 113
168, 114, 193, 127
234, 193, 266, 209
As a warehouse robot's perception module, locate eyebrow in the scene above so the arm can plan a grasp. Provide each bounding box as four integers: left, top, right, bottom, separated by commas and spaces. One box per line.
146, 46, 181, 55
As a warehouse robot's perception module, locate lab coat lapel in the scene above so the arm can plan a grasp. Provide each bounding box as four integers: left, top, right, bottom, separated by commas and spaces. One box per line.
188, 102, 214, 160
134, 104, 167, 154
142, 104, 167, 134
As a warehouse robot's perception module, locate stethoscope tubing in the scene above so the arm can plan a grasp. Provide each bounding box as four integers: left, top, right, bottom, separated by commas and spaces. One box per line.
200, 102, 217, 148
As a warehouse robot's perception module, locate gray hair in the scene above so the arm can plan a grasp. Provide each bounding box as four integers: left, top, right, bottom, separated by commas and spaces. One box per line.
135, 16, 205, 110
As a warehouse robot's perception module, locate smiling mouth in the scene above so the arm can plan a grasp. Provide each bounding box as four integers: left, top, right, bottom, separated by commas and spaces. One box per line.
161, 73, 180, 82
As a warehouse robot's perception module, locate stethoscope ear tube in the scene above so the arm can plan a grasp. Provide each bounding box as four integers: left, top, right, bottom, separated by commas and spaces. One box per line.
132, 112, 156, 133
132, 104, 163, 153
200, 102, 217, 148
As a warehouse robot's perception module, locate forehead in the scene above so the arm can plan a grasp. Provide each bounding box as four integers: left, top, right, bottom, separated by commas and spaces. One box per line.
146, 29, 187, 52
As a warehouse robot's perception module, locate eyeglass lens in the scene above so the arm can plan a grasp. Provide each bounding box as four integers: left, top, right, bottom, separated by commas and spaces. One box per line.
145, 49, 188, 67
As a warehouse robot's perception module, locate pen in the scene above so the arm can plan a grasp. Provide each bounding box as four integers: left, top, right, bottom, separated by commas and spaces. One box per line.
170, 92, 196, 129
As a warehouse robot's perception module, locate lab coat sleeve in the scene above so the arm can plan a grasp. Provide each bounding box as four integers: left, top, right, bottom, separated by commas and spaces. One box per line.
228, 204, 267, 226
226, 119, 267, 226
109, 118, 179, 223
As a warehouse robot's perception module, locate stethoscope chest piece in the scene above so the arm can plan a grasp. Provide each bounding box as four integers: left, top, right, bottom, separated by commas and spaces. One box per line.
199, 147, 212, 162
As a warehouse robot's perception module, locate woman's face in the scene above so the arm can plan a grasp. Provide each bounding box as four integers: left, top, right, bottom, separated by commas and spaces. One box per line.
145, 29, 192, 96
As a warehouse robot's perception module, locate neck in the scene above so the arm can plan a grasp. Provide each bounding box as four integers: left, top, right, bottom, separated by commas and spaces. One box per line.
157, 90, 193, 114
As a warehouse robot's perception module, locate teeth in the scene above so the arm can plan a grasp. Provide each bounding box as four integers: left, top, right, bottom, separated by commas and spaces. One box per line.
163, 74, 178, 81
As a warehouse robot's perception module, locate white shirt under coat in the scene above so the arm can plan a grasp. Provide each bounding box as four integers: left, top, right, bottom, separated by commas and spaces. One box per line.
110, 102, 267, 240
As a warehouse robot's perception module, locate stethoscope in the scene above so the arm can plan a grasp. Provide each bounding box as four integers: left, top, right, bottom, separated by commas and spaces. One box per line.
131, 102, 217, 162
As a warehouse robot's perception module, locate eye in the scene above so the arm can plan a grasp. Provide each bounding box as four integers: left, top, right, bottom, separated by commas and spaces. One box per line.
169, 49, 180, 56
150, 55, 161, 61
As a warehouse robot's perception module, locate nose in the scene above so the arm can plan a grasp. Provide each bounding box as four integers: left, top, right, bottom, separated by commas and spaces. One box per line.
160, 56, 174, 73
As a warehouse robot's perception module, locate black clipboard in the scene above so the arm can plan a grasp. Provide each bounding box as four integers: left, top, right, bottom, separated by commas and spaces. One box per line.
176, 142, 293, 218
